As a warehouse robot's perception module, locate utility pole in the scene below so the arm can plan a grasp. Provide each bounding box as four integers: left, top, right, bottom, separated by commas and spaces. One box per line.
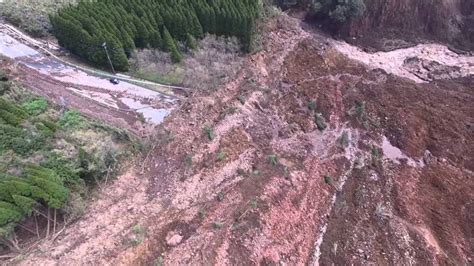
102, 42, 116, 74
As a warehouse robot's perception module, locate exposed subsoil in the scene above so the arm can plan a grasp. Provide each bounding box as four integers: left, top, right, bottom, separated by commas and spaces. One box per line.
16, 13, 473, 265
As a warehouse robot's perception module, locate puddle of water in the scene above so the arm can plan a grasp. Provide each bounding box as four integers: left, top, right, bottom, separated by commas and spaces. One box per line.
120, 97, 171, 124
0, 33, 38, 58
382, 136, 424, 167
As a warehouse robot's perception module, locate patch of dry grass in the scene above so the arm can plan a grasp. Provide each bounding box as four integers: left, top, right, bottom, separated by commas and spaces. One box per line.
129, 34, 244, 91
0, 0, 76, 37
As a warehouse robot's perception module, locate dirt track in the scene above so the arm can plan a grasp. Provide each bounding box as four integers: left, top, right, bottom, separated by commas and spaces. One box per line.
13, 14, 474, 265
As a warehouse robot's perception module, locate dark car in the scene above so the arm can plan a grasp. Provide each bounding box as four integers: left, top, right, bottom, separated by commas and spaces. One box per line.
109, 78, 120, 85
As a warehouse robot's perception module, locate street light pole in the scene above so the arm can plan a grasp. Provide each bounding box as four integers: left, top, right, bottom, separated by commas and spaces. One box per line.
102, 42, 116, 74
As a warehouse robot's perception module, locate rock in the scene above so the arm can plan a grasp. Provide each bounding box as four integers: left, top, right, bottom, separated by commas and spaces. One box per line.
166, 232, 183, 247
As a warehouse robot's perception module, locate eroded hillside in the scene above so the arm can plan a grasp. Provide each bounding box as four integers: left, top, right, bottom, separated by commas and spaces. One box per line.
346, 0, 474, 51
19, 14, 473, 265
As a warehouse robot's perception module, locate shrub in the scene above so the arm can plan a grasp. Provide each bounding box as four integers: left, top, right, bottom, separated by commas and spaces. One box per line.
35, 122, 55, 138
315, 113, 327, 131
217, 151, 227, 162
309, 0, 366, 24
356, 101, 366, 120
59, 110, 85, 129
186, 33, 197, 51
324, 175, 333, 185
308, 100, 317, 111
0, 110, 22, 126
338, 131, 349, 148
38, 119, 58, 133
0, 70, 8, 82
0, 97, 28, 119
213, 221, 224, 230
268, 154, 279, 166
42, 154, 80, 182
238, 95, 246, 105
203, 126, 215, 141
185, 154, 193, 167
22, 98, 48, 116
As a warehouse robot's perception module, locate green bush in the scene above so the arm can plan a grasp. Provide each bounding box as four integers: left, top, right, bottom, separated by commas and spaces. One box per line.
0, 71, 8, 82
309, 0, 366, 23
204, 126, 215, 141
0, 110, 22, 126
59, 110, 85, 129
35, 122, 55, 137
0, 97, 28, 119
22, 98, 48, 116
268, 154, 279, 166
42, 154, 80, 183
315, 113, 327, 131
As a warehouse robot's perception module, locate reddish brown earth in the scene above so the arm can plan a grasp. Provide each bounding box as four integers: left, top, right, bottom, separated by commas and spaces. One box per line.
343, 0, 474, 52
14, 14, 473, 265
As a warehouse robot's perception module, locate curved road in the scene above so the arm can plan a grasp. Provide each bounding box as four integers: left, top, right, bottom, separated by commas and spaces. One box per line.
0, 23, 181, 128
0, 23, 190, 92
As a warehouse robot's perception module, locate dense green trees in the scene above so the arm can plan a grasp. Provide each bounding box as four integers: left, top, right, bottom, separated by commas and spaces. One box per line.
0, 83, 130, 251
279, 0, 366, 24
50, 0, 260, 71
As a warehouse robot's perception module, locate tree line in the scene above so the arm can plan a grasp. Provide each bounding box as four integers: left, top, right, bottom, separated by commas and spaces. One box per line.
50, 0, 261, 71
0, 75, 129, 252
0, 97, 68, 250
278, 0, 366, 24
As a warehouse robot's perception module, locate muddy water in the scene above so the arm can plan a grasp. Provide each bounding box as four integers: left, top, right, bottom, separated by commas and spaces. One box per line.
0, 33, 38, 58
332, 41, 474, 83
0, 32, 176, 125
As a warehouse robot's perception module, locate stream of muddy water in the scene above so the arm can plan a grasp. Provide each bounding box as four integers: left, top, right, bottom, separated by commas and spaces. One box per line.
0, 31, 176, 125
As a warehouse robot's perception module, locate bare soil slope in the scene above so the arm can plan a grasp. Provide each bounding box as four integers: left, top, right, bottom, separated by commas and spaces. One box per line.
19, 14, 473, 265
346, 0, 474, 51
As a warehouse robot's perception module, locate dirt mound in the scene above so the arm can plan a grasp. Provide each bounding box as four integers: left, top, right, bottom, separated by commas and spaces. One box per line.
17, 14, 473, 265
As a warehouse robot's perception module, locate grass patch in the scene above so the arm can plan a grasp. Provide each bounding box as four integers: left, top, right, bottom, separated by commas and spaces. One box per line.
127, 223, 147, 247
59, 110, 86, 129
203, 126, 215, 141
22, 97, 48, 116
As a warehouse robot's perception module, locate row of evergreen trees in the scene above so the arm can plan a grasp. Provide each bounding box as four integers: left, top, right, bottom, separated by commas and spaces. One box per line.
50, 0, 261, 71
0, 96, 68, 247
0, 167, 68, 243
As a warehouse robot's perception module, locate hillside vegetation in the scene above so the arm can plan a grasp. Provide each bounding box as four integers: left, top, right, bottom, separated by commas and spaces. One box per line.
50, 0, 261, 71
0, 0, 76, 37
0, 72, 133, 252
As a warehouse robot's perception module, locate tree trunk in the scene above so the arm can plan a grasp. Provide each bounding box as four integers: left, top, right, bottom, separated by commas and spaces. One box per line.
53, 209, 57, 235
46, 208, 50, 238
34, 215, 40, 238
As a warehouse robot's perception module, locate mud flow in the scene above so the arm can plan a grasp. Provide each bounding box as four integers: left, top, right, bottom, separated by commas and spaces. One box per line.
1, 13, 472, 266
